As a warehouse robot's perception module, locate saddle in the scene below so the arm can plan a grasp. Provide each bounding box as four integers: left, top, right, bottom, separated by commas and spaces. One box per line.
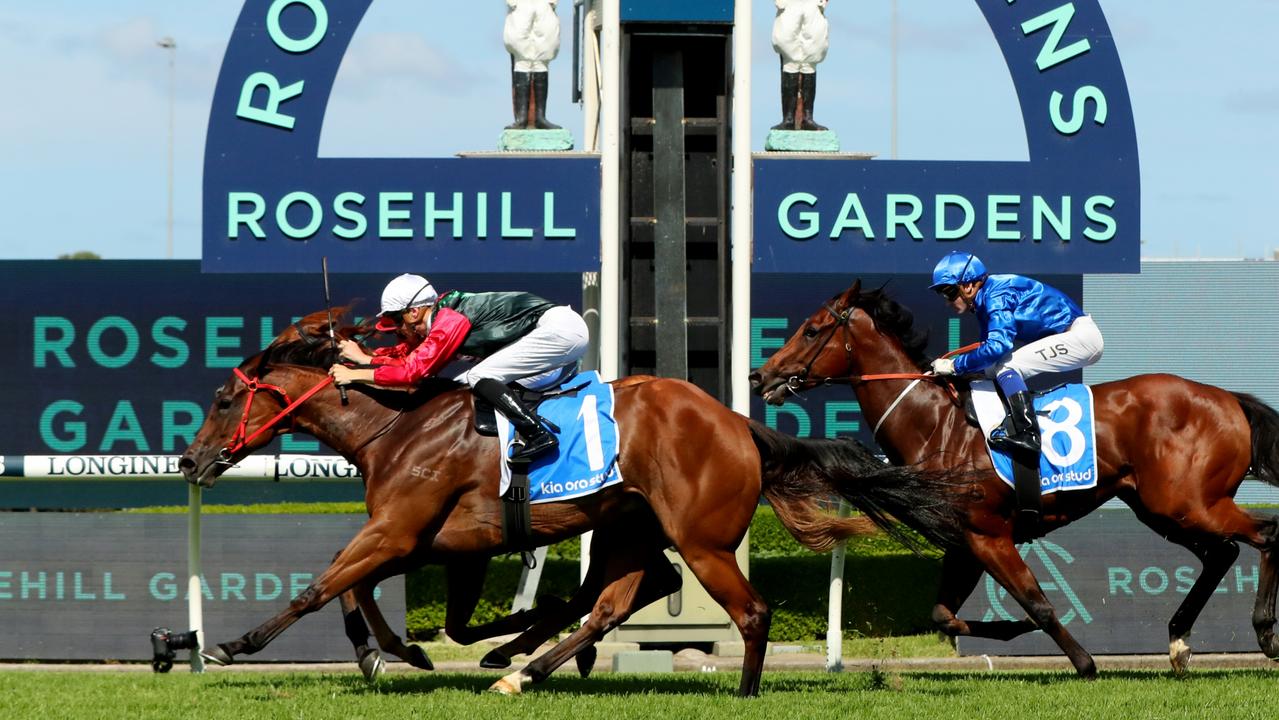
474, 376, 585, 563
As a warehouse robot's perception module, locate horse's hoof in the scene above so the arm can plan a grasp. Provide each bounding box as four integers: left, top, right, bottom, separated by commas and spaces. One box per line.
1169, 636, 1192, 676
575, 646, 597, 678
405, 643, 434, 671
359, 649, 386, 683
200, 645, 233, 667
1259, 630, 1279, 660
480, 649, 512, 670
488, 671, 529, 695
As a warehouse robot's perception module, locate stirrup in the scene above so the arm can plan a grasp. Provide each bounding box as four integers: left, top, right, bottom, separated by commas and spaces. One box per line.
510, 433, 558, 462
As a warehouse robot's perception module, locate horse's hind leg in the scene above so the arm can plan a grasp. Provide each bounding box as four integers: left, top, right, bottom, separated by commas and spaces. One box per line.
1128, 495, 1279, 665
1165, 535, 1239, 674
480, 540, 611, 671
441, 558, 561, 645
488, 529, 682, 677
491, 534, 681, 694
971, 536, 1096, 678
1250, 514, 1279, 659
931, 549, 1038, 641
203, 519, 417, 665
675, 546, 770, 697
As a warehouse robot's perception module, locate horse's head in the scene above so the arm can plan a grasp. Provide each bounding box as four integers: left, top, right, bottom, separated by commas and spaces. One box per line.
179, 308, 360, 488
749, 279, 930, 405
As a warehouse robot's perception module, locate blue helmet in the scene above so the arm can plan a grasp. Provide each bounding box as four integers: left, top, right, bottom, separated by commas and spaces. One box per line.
929, 251, 987, 289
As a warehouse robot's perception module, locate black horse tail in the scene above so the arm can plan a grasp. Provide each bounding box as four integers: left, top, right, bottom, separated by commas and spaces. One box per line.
1233, 392, 1279, 486
749, 419, 970, 553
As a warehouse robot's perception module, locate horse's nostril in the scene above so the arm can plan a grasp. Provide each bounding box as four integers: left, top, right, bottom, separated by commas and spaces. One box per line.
178, 456, 196, 474
747, 371, 761, 389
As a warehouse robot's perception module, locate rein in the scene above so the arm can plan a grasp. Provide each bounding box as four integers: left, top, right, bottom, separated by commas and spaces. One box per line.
780, 300, 983, 436
219, 368, 334, 461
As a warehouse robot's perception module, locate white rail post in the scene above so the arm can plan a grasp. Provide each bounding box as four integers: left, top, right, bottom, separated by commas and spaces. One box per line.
187, 482, 205, 673
825, 500, 851, 672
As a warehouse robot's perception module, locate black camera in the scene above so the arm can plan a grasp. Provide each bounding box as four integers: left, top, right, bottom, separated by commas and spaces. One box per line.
150, 627, 200, 673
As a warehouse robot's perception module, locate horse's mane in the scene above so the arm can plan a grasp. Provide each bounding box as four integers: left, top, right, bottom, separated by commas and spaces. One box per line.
256, 308, 465, 408
847, 286, 932, 370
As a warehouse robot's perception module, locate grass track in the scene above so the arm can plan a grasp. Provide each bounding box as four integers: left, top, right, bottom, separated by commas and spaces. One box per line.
1, 669, 1273, 720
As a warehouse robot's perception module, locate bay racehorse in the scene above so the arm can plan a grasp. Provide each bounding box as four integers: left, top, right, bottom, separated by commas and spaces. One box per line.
180, 310, 965, 696
749, 280, 1279, 676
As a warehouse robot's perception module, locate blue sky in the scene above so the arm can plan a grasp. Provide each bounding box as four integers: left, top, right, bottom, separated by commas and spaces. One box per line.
1, 0, 1276, 261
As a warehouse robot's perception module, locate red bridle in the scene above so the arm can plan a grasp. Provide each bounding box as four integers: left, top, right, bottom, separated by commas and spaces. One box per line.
219, 367, 334, 460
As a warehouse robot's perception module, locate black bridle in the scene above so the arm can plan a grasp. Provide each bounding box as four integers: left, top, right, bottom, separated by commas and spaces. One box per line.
784, 301, 859, 393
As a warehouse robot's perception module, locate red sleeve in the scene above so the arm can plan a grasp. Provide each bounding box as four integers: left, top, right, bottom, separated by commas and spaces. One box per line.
373, 308, 471, 386
370, 342, 411, 366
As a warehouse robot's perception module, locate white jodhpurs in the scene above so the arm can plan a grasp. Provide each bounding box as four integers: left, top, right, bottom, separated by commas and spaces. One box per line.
992, 315, 1104, 380
455, 305, 589, 391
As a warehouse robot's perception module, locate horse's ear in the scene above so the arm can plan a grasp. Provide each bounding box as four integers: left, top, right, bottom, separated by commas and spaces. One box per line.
847, 279, 862, 299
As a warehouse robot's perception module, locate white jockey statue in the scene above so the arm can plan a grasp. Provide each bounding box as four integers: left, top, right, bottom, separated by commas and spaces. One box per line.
771, 0, 830, 131
504, 0, 561, 130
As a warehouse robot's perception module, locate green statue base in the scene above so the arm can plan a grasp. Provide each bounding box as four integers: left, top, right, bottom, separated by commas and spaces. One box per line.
764, 129, 840, 153
499, 128, 574, 152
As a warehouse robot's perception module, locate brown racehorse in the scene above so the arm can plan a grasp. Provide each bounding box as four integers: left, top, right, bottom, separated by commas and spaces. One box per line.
179, 310, 965, 696
749, 280, 1279, 677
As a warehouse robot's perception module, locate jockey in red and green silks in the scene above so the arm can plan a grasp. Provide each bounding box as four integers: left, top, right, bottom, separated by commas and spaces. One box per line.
330, 273, 589, 462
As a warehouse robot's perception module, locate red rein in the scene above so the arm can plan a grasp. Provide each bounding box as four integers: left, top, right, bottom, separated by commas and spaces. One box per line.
222, 368, 334, 456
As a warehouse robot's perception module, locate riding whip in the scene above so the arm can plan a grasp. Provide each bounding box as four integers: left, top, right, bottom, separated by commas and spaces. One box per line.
322, 256, 350, 405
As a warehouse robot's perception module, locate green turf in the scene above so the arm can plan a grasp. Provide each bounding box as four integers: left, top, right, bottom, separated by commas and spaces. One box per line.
0, 669, 1273, 720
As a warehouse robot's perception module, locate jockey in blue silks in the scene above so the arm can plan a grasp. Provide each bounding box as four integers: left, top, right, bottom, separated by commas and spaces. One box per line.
926, 252, 1104, 521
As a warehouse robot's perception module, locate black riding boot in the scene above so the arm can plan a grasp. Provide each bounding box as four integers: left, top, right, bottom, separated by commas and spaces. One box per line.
990, 390, 1042, 457
507, 70, 532, 129
531, 71, 561, 130
772, 71, 799, 131
473, 378, 558, 462
990, 390, 1043, 528
798, 72, 827, 131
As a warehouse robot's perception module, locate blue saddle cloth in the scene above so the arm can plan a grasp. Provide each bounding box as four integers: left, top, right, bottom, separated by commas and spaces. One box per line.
976, 382, 1099, 494
497, 371, 623, 504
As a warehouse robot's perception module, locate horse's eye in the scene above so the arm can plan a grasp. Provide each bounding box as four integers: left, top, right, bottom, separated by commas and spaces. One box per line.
803, 324, 819, 339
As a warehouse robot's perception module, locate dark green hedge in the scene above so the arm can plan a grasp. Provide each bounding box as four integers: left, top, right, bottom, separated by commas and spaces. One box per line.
406, 506, 942, 642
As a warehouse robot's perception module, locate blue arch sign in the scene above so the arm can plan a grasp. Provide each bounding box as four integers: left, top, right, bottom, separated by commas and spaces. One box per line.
754, 0, 1140, 274
203, 0, 600, 273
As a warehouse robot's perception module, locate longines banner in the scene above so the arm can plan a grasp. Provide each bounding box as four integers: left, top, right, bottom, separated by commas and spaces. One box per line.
0, 514, 404, 661
755, 0, 1140, 274
957, 510, 1262, 656
203, 0, 600, 273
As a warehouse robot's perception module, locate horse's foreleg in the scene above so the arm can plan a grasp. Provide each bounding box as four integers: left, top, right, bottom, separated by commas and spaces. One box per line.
203, 520, 415, 665
328, 548, 389, 683
338, 583, 389, 682
931, 549, 1038, 641
971, 537, 1096, 678
352, 581, 434, 671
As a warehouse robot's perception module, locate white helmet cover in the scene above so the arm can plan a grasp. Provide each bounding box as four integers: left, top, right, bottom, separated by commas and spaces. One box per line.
379, 273, 438, 316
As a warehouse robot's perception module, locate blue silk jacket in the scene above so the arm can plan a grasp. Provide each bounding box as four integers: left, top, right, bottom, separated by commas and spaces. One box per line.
952, 274, 1084, 375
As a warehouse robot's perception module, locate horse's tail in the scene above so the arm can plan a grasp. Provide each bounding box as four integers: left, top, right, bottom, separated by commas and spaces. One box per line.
749, 419, 969, 552
1233, 392, 1279, 486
